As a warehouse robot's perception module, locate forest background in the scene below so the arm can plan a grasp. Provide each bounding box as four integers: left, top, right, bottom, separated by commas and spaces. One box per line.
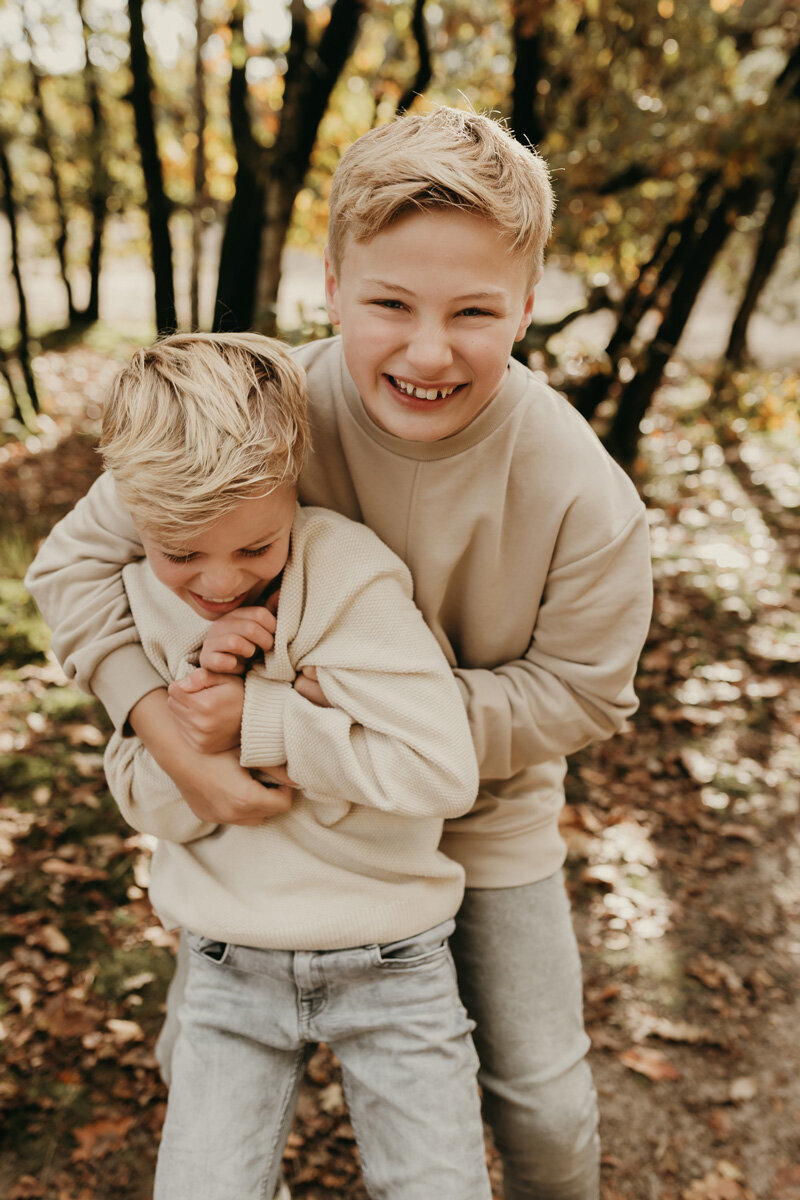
1, 0, 800, 1197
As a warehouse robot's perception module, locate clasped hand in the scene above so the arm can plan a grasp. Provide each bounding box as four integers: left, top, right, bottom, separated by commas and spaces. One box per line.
166, 605, 330, 758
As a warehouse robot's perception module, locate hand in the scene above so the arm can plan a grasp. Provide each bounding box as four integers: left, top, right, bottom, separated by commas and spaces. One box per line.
293, 665, 331, 709
129, 690, 293, 826
198, 607, 277, 675
174, 747, 295, 826
167, 668, 244, 754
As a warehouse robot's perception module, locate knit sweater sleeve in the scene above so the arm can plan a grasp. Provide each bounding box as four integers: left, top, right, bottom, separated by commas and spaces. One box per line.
241, 514, 479, 820
453, 504, 653, 778
24, 472, 160, 730
104, 732, 217, 844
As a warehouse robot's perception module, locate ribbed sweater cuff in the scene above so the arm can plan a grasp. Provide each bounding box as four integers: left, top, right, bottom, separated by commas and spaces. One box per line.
241, 674, 291, 767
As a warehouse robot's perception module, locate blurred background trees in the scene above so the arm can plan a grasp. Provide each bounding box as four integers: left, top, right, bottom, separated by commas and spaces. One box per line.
0, 0, 798, 463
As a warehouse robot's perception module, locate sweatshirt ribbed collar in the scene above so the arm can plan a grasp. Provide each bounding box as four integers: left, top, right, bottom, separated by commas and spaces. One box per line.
337, 345, 530, 461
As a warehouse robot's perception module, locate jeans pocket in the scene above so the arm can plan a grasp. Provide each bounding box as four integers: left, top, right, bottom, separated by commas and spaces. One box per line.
375, 924, 453, 969
186, 930, 231, 964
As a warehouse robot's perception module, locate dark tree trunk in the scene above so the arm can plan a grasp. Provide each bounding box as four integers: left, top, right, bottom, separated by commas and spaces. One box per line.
253, 0, 366, 332
216, 0, 365, 333
725, 148, 799, 367
606, 179, 760, 466
511, 0, 545, 147
214, 5, 266, 332
0, 138, 40, 415
572, 171, 721, 421
396, 0, 432, 115
127, 0, 176, 334
78, 0, 109, 324
25, 26, 76, 321
190, 0, 207, 330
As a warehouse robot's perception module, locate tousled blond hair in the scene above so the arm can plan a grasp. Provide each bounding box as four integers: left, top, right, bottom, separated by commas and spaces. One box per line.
100, 332, 309, 542
327, 106, 554, 282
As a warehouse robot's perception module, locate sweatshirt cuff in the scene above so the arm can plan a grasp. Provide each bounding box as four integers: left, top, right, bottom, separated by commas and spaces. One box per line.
92, 644, 166, 732
241, 674, 291, 768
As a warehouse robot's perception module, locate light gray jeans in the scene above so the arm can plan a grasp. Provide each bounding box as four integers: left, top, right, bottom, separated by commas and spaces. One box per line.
153, 920, 491, 1200
449, 873, 600, 1200
157, 872, 599, 1200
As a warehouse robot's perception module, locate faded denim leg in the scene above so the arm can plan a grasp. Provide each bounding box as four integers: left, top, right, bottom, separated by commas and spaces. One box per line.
154, 924, 491, 1200
318, 924, 491, 1200
450, 874, 600, 1200
153, 935, 309, 1200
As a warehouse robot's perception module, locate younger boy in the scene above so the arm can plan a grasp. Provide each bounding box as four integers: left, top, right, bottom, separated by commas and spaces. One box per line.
92, 331, 490, 1200
27, 107, 653, 1200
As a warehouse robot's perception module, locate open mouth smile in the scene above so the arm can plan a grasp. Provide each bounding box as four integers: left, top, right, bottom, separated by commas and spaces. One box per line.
189, 590, 251, 615
386, 374, 466, 402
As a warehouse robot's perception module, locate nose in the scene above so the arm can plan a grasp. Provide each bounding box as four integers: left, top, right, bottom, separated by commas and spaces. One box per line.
198, 563, 244, 599
405, 322, 454, 378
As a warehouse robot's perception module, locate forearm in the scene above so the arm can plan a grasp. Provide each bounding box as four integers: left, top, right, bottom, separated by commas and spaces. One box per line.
25, 472, 157, 726
105, 731, 216, 844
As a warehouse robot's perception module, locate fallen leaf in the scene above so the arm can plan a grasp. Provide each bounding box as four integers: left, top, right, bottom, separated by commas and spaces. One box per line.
71, 1115, 135, 1162
619, 1046, 682, 1082
28, 924, 70, 955
686, 954, 744, 994
770, 1162, 800, 1199
105, 1018, 145, 1044
728, 1076, 759, 1104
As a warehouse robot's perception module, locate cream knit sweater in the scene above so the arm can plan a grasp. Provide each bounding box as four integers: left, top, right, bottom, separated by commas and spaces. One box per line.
104, 506, 478, 950
27, 336, 653, 888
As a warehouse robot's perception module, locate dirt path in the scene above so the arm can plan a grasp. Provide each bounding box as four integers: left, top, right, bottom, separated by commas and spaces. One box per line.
1, 348, 799, 1198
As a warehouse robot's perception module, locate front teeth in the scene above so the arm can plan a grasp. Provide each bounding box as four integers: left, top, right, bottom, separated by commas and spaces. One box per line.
392, 377, 458, 400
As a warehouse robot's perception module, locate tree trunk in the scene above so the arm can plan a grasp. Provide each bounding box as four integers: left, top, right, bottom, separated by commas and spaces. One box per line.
127, 0, 176, 334
572, 171, 721, 421
511, 0, 546, 147
0, 137, 40, 415
78, 0, 109, 324
396, 0, 432, 115
24, 18, 76, 321
214, 5, 265, 332
606, 179, 759, 466
251, 0, 366, 332
725, 148, 799, 367
190, 0, 207, 330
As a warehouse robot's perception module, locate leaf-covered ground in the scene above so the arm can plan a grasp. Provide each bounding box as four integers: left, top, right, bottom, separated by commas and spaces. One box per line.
1, 347, 799, 1199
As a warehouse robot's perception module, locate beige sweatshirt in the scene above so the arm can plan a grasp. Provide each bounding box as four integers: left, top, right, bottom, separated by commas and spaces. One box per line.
104, 505, 477, 950
26, 336, 653, 887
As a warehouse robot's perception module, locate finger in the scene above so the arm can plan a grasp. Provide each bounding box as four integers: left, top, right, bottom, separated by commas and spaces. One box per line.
202, 633, 265, 660
260, 764, 298, 788
301, 665, 319, 681
293, 675, 330, 708
170, 667, 220, 694
199, 649, 246, 674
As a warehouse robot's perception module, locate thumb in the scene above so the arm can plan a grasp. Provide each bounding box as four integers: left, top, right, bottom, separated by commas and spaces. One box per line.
173, 667, 215, 693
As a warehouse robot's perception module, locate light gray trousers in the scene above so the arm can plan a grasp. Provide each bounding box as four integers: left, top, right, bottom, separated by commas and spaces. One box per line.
156, 871, 599, 1200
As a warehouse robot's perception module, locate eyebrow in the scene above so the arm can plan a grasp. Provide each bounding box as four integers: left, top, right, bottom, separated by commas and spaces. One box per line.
363, 278, 508, 302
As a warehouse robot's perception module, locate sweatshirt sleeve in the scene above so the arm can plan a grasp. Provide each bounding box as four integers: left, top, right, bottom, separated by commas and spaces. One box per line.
24, 472, 162, 729
453, 505, 653, 779
241, 526, 479, 821
104, 733, 217, 844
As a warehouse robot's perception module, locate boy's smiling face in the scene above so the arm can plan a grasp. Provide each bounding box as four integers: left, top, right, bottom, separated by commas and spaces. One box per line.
324, 209, 537, 443
138, 486, 296, 619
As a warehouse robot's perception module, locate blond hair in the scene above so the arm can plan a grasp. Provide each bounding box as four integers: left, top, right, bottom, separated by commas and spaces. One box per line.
100, 332, 309, 541
328, 106, 554, 282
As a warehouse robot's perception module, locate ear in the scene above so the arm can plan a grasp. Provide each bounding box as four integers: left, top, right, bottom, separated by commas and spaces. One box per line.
323, 247, 341, 327
513, 288, 536, 342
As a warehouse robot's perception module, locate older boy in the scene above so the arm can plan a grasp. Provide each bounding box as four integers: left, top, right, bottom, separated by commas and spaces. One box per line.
27, 107, 653, 1200
92, 331, 490, 1199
